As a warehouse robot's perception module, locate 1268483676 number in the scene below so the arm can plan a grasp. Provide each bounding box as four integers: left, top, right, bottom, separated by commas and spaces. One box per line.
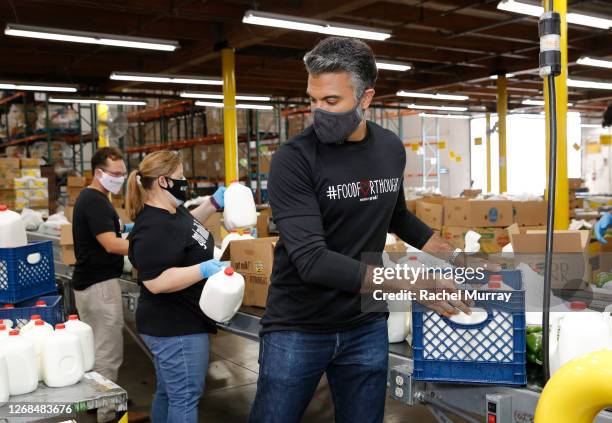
7, 403, 75, 417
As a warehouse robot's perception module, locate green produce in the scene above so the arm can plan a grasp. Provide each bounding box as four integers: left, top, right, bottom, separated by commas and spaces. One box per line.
526, 331, 543, 366
594, 271, 612, 288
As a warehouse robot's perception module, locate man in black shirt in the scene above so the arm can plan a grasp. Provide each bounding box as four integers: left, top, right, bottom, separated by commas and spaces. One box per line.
72, 147, 128, 423
249, 38, 473, 423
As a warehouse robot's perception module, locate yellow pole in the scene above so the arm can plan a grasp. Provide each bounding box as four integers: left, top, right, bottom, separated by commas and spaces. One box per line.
543, 0, 569, 229
486, 112, 492, 193
497, 76, 508, 193
97, 104, 110, 148
222, 48, 238, 185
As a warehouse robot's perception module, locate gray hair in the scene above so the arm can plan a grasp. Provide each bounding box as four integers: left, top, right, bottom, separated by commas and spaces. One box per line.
304, 37, 378, 100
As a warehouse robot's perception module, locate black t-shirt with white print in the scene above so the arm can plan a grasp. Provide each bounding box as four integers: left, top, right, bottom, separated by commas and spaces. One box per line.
128, 204, 217, 337
261, 121, 433, 334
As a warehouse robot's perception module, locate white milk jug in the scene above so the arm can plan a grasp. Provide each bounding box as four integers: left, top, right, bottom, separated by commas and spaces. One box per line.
0, 330, 38, 395
223, 182, 257, 230
20, 314, 42, 335
42, 324, 84, 388
0, 351, 9, 404
221, 232, 254, 256
0, 205, 28, 248
549, 304, 612, 375
23, 320, 53, 381
64, 315, 94, 372
200, 267, 245, 323
0, 324, 10, 339
387, 311, 411, 344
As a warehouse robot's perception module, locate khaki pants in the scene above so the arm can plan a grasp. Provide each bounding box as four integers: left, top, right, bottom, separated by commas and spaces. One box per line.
74, 278, 124, 422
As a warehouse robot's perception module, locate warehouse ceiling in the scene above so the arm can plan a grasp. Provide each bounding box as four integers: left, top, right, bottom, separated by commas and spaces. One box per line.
1, 0, 612, 114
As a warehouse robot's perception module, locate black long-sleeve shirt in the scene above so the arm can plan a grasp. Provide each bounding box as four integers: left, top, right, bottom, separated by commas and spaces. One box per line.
260, 121, 433, 334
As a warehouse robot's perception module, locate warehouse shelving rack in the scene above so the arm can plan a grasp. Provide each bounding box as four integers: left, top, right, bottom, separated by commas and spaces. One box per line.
0, 92, 97, 174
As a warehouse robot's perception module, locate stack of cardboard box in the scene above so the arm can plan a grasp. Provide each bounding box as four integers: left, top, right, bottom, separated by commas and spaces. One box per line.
66, 176, 87, 206
569, 178, 587, 218
59, 224, 76, 265
0, 158, 48, 212
181, 144, 248, 181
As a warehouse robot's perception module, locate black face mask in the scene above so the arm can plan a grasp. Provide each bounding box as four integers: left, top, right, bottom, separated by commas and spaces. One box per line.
313, 102, 364, 145
160, 177, 189, 205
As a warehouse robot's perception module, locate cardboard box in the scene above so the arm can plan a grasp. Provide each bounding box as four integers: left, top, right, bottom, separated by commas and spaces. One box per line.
0, 158, 20, 170
569, 198, 584, 209
14, 177, 29, 189
406, 199, 417, 214
442, 226, 510, 253
15, 189, 29, 200
204, 212, 222, 246
221, 237, 277, 307
20, 168, 41, 178
461, 189, 482, 198
569, 178, 584, 190
508, 224, 591, 287
0, 169, 21, 188
256, 207, 272, 238
14, 198, 28, 210
444, 199, 513, 228
30, 189, 48, 200
67, 176, 87, 187
59, 224, 73, 246
384, 234, 407, 253
61, 246, 76, 265
416, 200, 443, 230
0, 189, 16, 202
20, 158, 40, 169
28, 177, 48, 189
513, 201, 547, 227
64, 206, 74, 222
29, 199, 48, 208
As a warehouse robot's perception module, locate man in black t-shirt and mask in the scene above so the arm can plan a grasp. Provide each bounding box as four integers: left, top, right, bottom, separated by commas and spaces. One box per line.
249, 37, 478, 423
72, 147, 128, 423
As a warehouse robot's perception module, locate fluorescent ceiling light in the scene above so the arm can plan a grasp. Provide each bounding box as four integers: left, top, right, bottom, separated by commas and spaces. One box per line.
522, 99, 545, 106
581, 123, 602, 128
49, 97, 146, 105
181, 91, 271, 101
577, 56, 612, 69
5, 23, 179, 51
376, 60, 411, 72
490, 73, 515, 80
111, 72, 222, 85
497, 0, 612, 29
407, 104, 468, 112
242, 10, 391, 41
419, 113, 471, 120
194, 101, 274, 110
397, 91, 468, 101
0, 80, 78, 92
568, 78, 612, 90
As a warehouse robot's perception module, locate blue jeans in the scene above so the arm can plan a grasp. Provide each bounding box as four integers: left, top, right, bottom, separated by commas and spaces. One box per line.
249, 318, 389, 423
141, 333, 210, 423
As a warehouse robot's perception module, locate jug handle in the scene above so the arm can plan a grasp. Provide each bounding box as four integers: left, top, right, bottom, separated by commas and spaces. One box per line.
603, 304, 612, 328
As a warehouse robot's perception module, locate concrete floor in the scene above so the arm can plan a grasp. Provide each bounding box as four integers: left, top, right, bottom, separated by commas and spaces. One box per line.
111, 329, 469, 423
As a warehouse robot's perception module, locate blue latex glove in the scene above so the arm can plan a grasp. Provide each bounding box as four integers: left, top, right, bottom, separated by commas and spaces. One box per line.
199, 259, 224, 279
123, 223, 134, 233
595, 212, 612, 244
210, 186, 226, 210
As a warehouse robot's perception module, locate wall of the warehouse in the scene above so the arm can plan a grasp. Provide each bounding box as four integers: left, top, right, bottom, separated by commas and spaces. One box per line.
400, 115, 471, 196
470, 113, 581, 195
582, 126, 612, 193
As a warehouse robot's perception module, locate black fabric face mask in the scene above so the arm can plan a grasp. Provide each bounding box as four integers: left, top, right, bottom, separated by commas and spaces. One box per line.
313, 102, 364, 144
160, 177, 189, 205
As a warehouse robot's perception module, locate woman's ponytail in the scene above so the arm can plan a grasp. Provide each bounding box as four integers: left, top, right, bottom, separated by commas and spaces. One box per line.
126, 170, 146, 221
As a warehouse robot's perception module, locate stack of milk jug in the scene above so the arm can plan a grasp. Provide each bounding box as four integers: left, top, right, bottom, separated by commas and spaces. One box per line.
0, 314, 94, 402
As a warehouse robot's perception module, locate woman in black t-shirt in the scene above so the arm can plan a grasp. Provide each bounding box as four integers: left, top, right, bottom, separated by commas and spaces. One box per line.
125, 150, 225, 423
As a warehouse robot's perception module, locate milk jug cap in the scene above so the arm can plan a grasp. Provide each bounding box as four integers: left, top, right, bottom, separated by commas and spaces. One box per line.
570, 301, 587, 310
3, 304, 14, 309
0, 325, 6, 331
68, 315, 79, 320
55, 323, 65, 330
0, 205, 7, 212
30, 314, 41, 320
8, 330, 19, 336
34, 320, 45, 326
35, 300, 46, 307
224, 267, 234, 276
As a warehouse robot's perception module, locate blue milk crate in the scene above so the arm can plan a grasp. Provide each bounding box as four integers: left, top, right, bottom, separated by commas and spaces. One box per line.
0, 295, 64, 329
0, 241, 57, 304
412, 270, 526, 385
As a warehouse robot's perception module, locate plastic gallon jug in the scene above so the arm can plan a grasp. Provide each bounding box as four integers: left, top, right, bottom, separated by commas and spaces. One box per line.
0, 325, 8, 339
199, 267, 245, 323
549, 303, 612, 376
20, 314, 42, 335
41, 324, 84, 388
387, 312, 411, 343
64, 315, 94, 372
0, 205, 28, 248
220, 232, 254, 256
23, 320, 53, 381
0, 351, 8, 403
0, 330, 38, 395
223, 182, 257, 230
